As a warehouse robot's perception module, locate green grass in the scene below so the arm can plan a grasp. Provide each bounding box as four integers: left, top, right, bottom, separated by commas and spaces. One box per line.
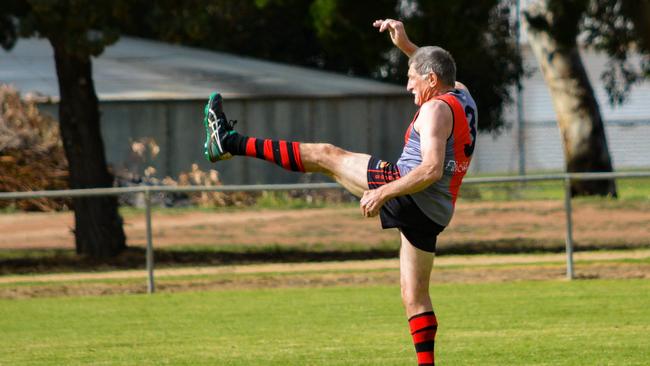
118, 194, 357, 218
459, 175, 650, 201
1, 279, 648, 365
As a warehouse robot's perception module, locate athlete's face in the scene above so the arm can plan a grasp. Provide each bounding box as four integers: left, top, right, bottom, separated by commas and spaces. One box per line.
406, 65, 436, 106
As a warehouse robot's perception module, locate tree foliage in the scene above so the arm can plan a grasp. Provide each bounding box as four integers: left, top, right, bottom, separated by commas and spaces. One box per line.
582, 0, 650, 104
126, 0, 523, 133
401, 0, 522, 132
309, 0, 398, 75
0, 1, 135, 56
125, 0, 326, 69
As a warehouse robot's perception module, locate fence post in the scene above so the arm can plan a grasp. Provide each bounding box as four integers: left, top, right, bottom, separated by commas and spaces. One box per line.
145, 188, 155, 293
563, 177, 575, 280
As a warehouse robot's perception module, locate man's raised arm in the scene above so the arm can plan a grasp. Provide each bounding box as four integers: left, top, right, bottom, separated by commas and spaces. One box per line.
374, 19, 471, 94
373, 19, 418, 57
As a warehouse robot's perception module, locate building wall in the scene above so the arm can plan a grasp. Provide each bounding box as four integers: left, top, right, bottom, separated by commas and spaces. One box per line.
470, 120, 650, 174
41, 96, 417, 184
39, 94, 649, 186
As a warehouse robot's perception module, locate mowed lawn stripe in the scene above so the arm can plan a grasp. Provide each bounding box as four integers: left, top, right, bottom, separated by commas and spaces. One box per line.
0, 279, 649, 365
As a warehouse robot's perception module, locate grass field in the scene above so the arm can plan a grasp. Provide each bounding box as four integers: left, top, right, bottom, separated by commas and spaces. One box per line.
459, 175, 650, 201
1, 175, 649, 365
1, 279, 649, 365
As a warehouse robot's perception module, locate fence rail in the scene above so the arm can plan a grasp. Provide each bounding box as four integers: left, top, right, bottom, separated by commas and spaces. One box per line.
2, 171, 649, 293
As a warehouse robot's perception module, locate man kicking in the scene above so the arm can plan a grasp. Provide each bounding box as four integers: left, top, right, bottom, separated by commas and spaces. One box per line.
202, 19, 477, 366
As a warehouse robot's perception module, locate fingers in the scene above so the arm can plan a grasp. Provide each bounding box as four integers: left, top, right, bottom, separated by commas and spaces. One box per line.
360, 191, 368, 216
360, 190, 380, 218
360, 203, 376, 217
373, 18, 399, 32
360, 191, 371, 217
372, 19, 388, 32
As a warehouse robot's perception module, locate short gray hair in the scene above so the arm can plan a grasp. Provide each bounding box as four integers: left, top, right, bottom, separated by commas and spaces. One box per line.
408, 46, 456, 86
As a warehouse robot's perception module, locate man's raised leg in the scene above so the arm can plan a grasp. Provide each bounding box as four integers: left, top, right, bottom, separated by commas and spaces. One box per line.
299, 143, 370, 197
203, 92, 371, 197
400, 233, 437, 366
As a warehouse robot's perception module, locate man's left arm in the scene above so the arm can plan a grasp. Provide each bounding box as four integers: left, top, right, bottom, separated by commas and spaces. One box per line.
360, 101, 452, 217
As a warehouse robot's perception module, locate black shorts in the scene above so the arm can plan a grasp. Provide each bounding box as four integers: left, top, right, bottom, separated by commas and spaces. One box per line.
367, 157, 445, 253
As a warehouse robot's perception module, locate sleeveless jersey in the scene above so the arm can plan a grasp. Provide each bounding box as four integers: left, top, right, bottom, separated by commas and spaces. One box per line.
396, 88, 478, 226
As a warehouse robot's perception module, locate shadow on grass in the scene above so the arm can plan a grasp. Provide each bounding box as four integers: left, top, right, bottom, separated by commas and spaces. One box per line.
2, 239, 648, 275
0, 247, 399, 275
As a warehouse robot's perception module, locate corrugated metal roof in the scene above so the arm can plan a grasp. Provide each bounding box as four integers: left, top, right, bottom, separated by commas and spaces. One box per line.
1, 37, 408, 101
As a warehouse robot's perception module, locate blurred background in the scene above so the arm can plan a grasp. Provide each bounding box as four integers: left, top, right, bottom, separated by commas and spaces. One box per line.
3, 3, 650, 365
1, 0, 649, 263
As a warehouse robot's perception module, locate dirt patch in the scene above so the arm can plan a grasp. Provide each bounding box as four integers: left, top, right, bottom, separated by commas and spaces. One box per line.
1, 201, 649, 252
3, 249, 649, 284
2, 261, 648, 299
2, 250, 649, 299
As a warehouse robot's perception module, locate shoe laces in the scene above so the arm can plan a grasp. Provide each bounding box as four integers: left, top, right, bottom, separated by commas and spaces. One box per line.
208, 110, 237, 131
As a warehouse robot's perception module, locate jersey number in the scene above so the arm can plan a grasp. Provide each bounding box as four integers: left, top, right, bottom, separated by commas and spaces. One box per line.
464, 106, 477, 157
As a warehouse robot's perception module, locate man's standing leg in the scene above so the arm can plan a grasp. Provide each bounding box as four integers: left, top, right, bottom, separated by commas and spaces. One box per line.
400, 233, 437, 366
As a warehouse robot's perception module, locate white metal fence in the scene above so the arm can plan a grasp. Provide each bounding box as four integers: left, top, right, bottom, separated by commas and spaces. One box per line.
1, 172, 649, 293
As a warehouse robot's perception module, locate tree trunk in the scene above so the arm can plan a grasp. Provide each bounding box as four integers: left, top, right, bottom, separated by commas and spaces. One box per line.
524, 2, 617, 197
51, 40, 127, 258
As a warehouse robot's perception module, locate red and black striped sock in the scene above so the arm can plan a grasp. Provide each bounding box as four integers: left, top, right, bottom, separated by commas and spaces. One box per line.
224, 133, 305, 172
408, 311, 438, 366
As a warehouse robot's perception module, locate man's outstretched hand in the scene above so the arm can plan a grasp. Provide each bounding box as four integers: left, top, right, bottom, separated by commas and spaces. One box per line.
373, 19, 417, 57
